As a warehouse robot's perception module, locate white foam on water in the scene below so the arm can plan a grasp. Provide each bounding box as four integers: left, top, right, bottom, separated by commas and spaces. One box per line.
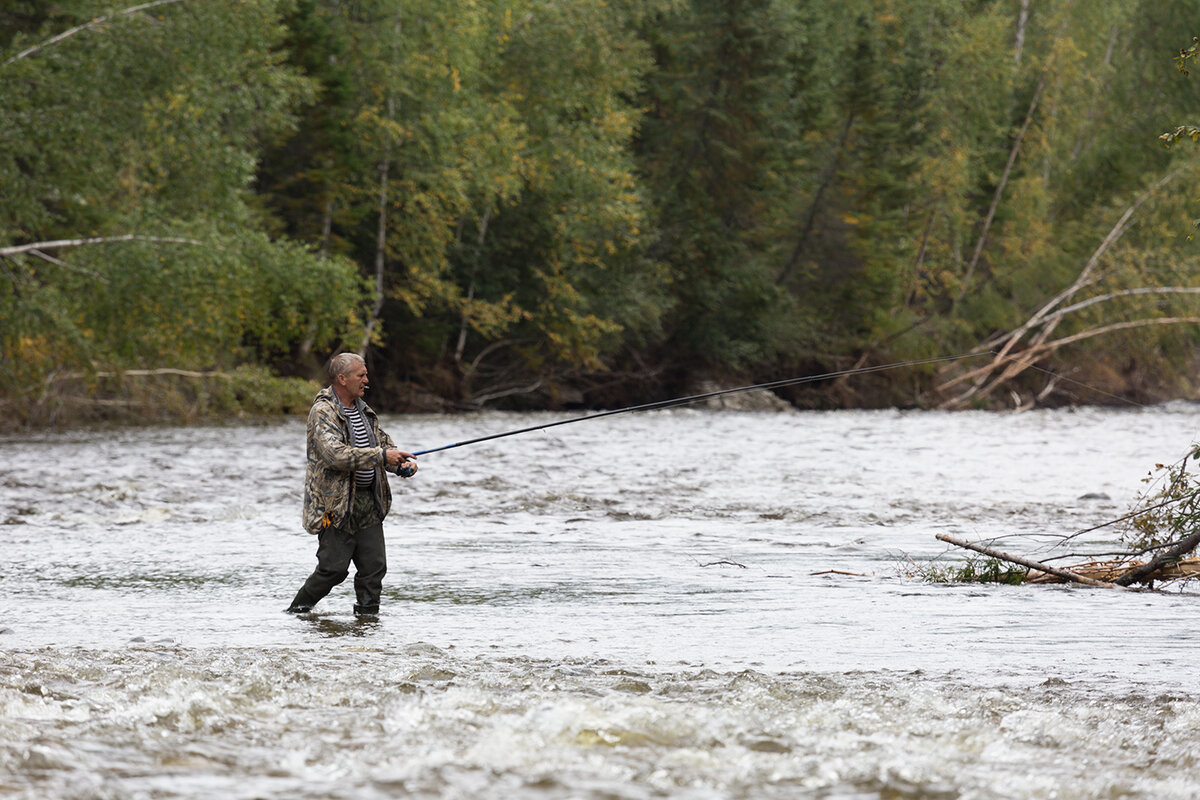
4, 649, 1199, 799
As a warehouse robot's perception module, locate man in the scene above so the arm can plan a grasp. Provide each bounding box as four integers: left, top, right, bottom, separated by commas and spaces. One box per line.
286, 353, 417, 617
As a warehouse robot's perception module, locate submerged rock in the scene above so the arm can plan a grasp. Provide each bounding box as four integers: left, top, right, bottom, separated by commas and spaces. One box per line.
690, 381, 793, 411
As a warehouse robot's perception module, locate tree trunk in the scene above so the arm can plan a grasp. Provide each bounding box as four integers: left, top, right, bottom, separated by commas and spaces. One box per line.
958, 73, 1045, 304
455, 207, 491, 366
318, 195, 334, 260
1114, 528, 1200, 586
776, 111, 855, 286
359, 95, 394, 357
1013, 0, 1030, 68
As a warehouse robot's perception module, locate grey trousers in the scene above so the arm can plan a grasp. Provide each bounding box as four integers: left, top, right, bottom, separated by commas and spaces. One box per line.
288, 488, 386, 614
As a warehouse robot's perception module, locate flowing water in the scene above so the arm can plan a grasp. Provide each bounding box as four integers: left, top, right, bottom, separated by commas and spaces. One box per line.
3, 404, 1200, 799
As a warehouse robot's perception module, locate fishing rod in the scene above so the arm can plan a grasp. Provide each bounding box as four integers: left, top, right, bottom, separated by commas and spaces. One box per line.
408, 351, 987, 458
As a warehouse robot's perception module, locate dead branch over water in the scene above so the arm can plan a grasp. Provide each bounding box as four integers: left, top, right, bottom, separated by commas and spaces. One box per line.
935, 533, 1131, 590
937, 532, 1200, 590
934, 172, 1195, 409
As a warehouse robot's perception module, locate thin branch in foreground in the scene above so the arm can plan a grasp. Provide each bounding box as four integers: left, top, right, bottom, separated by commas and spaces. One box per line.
0, 235, 205, 258
24, 249, 110, 283
689, 556, 747, 569
1057, 488, 1200, 544
2, 0, 188, 67
44, 368, 234, 385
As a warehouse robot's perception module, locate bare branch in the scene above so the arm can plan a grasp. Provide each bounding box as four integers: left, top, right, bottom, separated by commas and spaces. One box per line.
1015, 171, 1176, 336
46, 368, 234, 384
468, 379, 544, 407
1050, 286, 1200, 318
2, 0, 188, 67
936, 533, 1131, 590
951, 173, 1176, 378
0, 235, 205, 258
940, 316, 1200, 409
1038, 315, 1200, 350
936, 171, 1180, 407
960, 73, 1046, 297
25, 249, 110, 283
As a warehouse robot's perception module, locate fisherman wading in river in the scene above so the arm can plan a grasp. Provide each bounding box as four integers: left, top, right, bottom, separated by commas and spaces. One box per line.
286, 353, 417, 617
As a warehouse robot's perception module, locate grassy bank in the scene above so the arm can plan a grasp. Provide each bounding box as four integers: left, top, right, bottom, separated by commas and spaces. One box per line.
0, 366, 320, 432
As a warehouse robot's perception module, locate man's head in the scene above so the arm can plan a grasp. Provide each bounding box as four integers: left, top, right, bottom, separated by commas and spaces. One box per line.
328, 353, 369, 404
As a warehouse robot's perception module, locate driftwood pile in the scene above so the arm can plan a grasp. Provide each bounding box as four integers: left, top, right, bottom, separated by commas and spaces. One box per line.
1024, 558, 1200, 585
937, 532, 1200, 591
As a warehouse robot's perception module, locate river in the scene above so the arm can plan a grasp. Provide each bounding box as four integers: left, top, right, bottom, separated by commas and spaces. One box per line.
3, 404, 1200, 798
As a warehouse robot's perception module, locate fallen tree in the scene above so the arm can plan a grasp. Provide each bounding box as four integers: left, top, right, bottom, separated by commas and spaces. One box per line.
932, 171, 1200, 410
934, 523, 1200, 590
1025, 556, 1200, 585
935, 533, 1131, 590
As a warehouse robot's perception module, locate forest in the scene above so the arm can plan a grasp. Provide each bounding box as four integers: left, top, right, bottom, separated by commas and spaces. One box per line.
5, 0, 1200, 428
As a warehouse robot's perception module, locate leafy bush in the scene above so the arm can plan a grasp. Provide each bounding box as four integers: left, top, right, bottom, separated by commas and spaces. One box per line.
909, 555, 1027, 585
1123, 446, 1200, 554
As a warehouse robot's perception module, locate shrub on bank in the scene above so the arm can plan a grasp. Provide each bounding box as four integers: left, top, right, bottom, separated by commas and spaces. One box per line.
0, 365, 320, 432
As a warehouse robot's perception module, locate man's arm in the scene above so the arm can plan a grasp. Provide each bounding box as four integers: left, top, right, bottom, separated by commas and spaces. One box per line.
308, 405, 387, 472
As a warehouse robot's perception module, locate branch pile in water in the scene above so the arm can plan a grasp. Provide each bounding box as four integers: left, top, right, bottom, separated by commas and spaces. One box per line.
1024, 557, 1200, 585
936, 532, 1200, 589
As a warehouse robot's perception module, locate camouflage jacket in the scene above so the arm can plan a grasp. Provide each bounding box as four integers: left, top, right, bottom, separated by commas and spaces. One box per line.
302, 387, 401, 535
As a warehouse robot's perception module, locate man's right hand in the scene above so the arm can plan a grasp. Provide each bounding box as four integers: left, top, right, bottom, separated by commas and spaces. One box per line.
385, 449, 417, 477
384, 449, 415, 467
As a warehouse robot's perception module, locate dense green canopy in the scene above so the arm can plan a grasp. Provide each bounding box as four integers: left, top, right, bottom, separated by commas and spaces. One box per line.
4, 0, 1200, 425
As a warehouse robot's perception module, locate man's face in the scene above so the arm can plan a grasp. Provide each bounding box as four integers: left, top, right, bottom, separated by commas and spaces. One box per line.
340, 364, 369, 400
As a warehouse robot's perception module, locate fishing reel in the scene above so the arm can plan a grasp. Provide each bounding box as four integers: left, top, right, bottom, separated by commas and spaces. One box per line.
398, 461, 416, 478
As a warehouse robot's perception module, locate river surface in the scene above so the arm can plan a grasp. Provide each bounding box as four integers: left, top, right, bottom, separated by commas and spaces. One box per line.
3, 404, 1200, 798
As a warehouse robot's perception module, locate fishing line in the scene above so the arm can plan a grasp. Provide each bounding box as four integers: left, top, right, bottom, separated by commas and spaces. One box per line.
409, 351, 988, 457
1055, 488, 1200, 542
1024, 363, 1147, 408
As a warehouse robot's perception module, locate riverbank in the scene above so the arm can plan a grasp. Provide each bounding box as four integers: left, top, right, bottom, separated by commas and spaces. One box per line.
3, 354, 1194, 434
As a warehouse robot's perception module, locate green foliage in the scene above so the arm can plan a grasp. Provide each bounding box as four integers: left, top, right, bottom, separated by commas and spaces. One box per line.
1, 230, 365, 378
0, 0, 364, 415
635, 0, 803, 369
459, 0, 662, 371
8, 0, 1200, 422
914, 556, 1028, 585
1123, 447, 1200, 553
225, 366, 320, 414
259, 0, 663, 400
1160, 32, 1200, 147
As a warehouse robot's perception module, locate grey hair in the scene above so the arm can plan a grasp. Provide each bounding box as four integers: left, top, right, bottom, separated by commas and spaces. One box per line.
327, 352, 365, 381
